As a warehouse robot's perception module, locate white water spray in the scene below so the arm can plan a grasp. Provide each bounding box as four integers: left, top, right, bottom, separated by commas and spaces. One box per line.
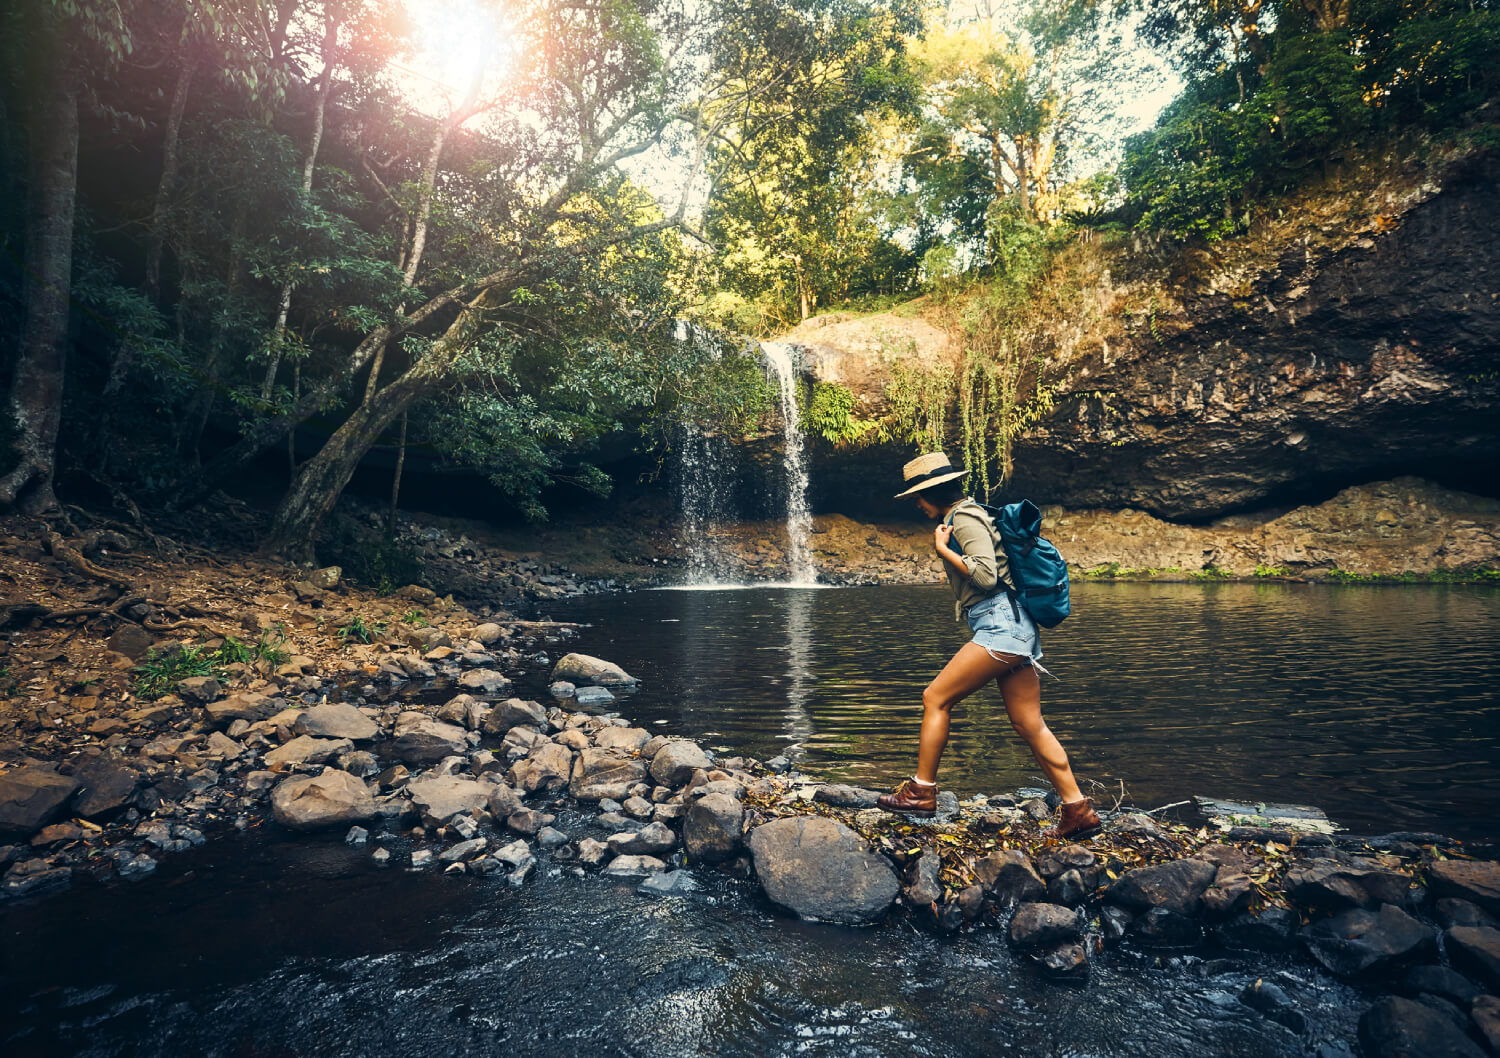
761, 341, 816, 586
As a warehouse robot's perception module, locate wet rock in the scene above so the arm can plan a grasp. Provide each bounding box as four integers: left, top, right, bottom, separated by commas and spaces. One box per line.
1429, 861, 1500, 918
594, 726, 650, 753
176, 676, 222, 704
0, 767, 80, 835
1472, 996, 1500, 1053
747, 816, 899, 925
1046, 868, 1089, 907
904, 852, 943, 908
1099, 904, 1133, 941
507, 862, 534, 887
293, 703, 379, 742
1214, 907, 1298, 951
639, 870, 700, 897
554, 729, 591, 751
457, 669, 511, 696
1130, 907, 1203, 948
472, 622, 502, 645
604, 854, 666, 877
411, 850, 434, 869
1436, 898, 1499, 930
1284, 860, 1413, 910
537, 826, 569, 849
1106, 858, 1217, 915
570, 749, 649, 801
264, 735, 352, 770
1201, 867, 1254, 918
1035, 844, 1096, 880
482, 698, 547, 734
508, 743, 573, 794
608, 822, 676, 855
552, 653, 638, 687
115, 852, 156, 881
1300, 904, 1436, 977
71, 761, 139, 819
549, 681, 576, 699
336, 750, 380, 778
1445, 925, 1500, 991
813, 784, 880, 809
650, 741, 711, 786
1240, 979, 1307, 1034
956, 884, 985, 922
205, 692, 279, 725
575, 686, 615, 706
974, 850, 1045, 906
439, 838, 488, 864
2, 858, 72, 896
270, 769, 375, 830
499, 726, 543, 760
345, 826, 368, 846
687, 786, 744, 864
578, 837, 610, 867
1009, 903, 1083, 948
31, 823, 82, 846
486, 784, 523, 819
622, 795, 653, 819
390, 714, 469, 765
407, 775, 493, 827
1402, 965, 1484, 1008
371, 848, 391, 866
507, 809, 548, 835
1358, 996, 1486, 1058
1035, 941, 1090, 977
496, 839, 533, 869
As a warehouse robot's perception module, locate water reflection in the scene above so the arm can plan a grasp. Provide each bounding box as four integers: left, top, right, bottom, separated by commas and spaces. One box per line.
557, 583, 1500, 843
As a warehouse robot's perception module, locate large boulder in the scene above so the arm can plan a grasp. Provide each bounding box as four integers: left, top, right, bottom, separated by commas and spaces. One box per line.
569, 748, 648, 802
552, 653, 638, 687
1444, 925, 1500, 991
684, 792, 744, 863
270, 769, 375, 830
1106, 858, 1217, 915
1009, 903, 1083, 949
1300, 904, 1436, 977
1283, 860, 1413, 910
649, 741, 711, 786
974, 850, 1045, 906
205, 692, 279, 726
264, 735, 353, 770
747, 816, 899, 925
70, 761, 140, 819
406, 775, 494, 827
0, 767, 80, 835
389, 713, 469, 764
509, 743, 574, 794
1428, 861, 1500, 918
481, 698, 547, 734
594, 726, 651, 753
293, 703, 379, 742
1358, 996, 1487, 1058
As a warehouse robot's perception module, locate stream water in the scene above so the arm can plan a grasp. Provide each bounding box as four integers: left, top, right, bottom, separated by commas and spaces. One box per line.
3, 582, 1496, 1056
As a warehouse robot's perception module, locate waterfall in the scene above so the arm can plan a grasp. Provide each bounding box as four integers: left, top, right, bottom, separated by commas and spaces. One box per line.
761, 341, 816, 586
674, 421, 740, 585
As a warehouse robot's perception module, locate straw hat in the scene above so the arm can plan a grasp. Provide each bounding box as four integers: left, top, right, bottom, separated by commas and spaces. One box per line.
894, 452, 969, 498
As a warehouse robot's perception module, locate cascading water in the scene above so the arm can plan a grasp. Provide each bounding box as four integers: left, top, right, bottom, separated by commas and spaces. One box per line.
761, 341, 816, 585
674, 421, 741, 585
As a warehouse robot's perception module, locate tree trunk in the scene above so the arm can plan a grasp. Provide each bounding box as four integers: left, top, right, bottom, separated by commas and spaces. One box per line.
262, 12, 340, 400
145, 37, 195, 301
388, 410, 407, 534
178, 200, 248, 463
0, 60, 78, 514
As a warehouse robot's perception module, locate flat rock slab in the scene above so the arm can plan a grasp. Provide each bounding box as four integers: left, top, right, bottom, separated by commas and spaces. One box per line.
293, 703, 379, 741
552, 653, 638, 687
1195, 795, 1340, 835
812, 784, 880, 809
1300, 904, 1436, 977
1428, 860, 1500, 917
594, 726, 650, 753
407, 776, 494, 828
1358, 996, 1487, 1058
70, 761, 139, 819
747, 815, 899, 925
0, 768, 81, 835
205, 692, 279, 725
271, 770, 375, 831
457, 669, 512, 696
390, 714, 469, 765
570, 748, 648, 802
1445, 925, 1500, 991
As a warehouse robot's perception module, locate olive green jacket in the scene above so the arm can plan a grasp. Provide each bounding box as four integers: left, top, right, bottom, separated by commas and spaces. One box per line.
942, 500, 1012, 620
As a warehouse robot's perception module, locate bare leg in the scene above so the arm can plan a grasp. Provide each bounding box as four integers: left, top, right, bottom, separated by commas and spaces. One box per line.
914, 642, 1016, 783
998, 662, 1084, 804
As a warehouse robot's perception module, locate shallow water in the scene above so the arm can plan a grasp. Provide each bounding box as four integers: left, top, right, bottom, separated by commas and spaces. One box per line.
545, 582, 1500, 843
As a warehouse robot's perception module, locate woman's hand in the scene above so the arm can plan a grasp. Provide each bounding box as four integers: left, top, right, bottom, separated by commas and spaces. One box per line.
934, 523, 954, 552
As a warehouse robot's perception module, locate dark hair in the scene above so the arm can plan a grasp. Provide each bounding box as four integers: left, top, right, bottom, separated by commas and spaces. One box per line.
918, 480, 967, 505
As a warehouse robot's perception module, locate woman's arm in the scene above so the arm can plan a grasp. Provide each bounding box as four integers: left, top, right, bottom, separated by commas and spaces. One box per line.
935, 509, 999, 588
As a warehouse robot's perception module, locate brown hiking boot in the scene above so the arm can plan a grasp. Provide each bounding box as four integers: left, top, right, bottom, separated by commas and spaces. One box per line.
877, 778, 938, 818
1045, 797, 1101, 840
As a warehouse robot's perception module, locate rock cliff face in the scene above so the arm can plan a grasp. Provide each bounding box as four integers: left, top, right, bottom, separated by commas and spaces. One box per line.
779, 148, 1499, 524
1010, 150, 1500, 520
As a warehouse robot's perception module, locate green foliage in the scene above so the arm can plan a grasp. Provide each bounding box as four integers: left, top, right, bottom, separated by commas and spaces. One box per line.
400, 609, 428, 626
133, 632, 288, 700
325, 527, 425, 597
882, 358, 954, 451
336, 615, 385, 645
802, 381, 877, 445
1191, 564, 1235, 580
1254, 564, 1294, 577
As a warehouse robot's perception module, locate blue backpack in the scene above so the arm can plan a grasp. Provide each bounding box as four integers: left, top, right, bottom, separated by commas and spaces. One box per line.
946, 499, 1071, 628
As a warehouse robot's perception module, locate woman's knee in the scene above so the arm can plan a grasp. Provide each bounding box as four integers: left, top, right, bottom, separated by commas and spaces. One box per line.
921, 684, 955, 713
1009, 714, 1045, 740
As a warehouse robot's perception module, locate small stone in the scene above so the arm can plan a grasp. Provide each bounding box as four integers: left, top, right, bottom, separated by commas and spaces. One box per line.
1046, 868, 1089, 907
345, 826, 369, 847
537, 826, 569, 849
603, 854, 666, 877
410, 850, 434, 868
439, 838, 488, 864
578, 837, 610, 867
638, 870, 700, 897
1240, 979, 1308, 1034
372, 848, 391, 866
650, 741, 711, 786
549, 681, 576, 699
495, 839, 533, 869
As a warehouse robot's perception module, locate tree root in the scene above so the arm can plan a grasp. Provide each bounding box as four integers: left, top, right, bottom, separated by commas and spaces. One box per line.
43, 530, 135, 590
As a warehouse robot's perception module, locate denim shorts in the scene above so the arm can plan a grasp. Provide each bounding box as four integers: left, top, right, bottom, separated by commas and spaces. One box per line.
965, 593, 1043, 663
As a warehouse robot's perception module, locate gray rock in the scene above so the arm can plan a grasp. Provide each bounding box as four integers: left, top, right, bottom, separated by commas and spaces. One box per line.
1035, 844, 1097, 880
1046, 868, 1089, 907
1473, 996, 1500, 1054
608, 822, 676, 855
974, 849, 1044, 906
457, 669, 511, 696
623, 795, 654, 819
603, 854, 666, 877
578, 837, 610, 867
1428, 861, 1500, 918
439, 838, 488, 863
407, 775, 493, 828
1240, 979, 1308, 1034
1202, 867, 1255, 918
372, 848, 391, 866
552, 652, 638, 687
747, 815, 899, 925
1284, 860, 1413, 910
106, 623, 152, 660
70, 761, 138, 819
813, 784, 880, 809
1444, 925, 1500, 991
0, 767, 80, 835
1034, 941, 1090, 977
482, 698, 547, 734
390, 713, 469, 765
336, 750, 380, 778
507, 809, 548, 835
496, 839, 534, 869
410, 850, 434, 869
1106, 858, 1218, 914
1301, 904, 1437, 977
638, 870, 700, 897
345, 826, 369, 846
264, 735, 353, 770
684, 793, 744, 863
548, 681, 576, 699
594, 726, 651, 753
904, 852, 943, 908
575, 686, 615, 706
204, 692, 279, 725
270, 770, 376, 830
309, 565, 342, 589
1401, 965, 1484, 1008
508, 743, 574, 794
537, 826, 569, 849
116, 853, 157, 881
2, 858, 72, 896
293, 703, 379, 741
1435, 898, 1498, 930
1358, 996, 1486, 1058
1130, 907, 1203, 948
569, 748, 649, 802
472, 622, 503, 645
650, 741, 711, 786
507, 862, 534, 887
1009, 902, 1083, 949
487, 784, 524, 818
1214, 907, 1298, 951
176, 675, 223, 703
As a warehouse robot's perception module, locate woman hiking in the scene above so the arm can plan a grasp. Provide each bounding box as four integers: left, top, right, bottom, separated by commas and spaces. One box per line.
876, 452, 1101, 841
